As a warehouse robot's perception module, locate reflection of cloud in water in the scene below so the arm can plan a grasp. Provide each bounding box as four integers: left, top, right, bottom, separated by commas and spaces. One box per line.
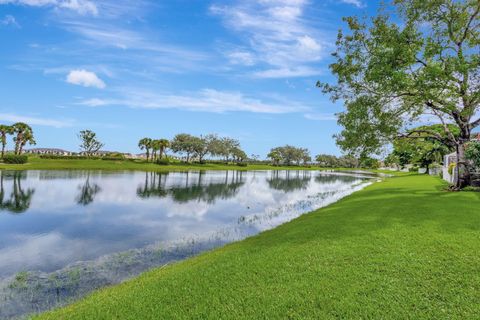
0, 170, 373, 319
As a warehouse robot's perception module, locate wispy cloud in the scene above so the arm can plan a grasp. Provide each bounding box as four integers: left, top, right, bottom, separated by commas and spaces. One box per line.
339, 0, 365, 8
0, 113, 74, 127
0, 0, 98, 15
304, 113, 337, 121
0, 14, 20, 27
57, 20, 210, 73
210, 0, 328, 78
78, 88, 310, 114
66, 69, 106, 89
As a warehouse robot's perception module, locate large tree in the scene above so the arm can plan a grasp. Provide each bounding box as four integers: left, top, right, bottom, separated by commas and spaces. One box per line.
319, 0, 480, 189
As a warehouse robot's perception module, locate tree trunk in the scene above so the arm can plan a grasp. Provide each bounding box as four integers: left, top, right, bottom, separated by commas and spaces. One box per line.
186, 152, 190, 163
455, 142, 471, 189
159, 149, 164, 160
15, 133, 23, 155
1, 143, 4, 158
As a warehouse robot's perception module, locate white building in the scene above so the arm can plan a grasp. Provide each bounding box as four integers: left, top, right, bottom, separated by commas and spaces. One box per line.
25, 148, 72, 156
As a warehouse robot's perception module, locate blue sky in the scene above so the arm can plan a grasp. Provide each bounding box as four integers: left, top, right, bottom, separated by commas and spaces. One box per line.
0, 0, 376, 157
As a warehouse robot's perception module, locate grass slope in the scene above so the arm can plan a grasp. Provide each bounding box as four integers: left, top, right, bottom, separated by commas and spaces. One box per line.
35, 175, 479, 319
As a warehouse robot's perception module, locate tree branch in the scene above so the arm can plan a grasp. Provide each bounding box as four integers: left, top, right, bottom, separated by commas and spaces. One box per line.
471, 117, 480, 129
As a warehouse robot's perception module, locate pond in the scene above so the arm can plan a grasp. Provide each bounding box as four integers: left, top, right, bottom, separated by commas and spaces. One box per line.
0, 170, 373, 319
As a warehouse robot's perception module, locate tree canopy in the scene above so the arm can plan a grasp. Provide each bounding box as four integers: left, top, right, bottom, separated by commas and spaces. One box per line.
267, 145, 310, 166
78, 130, 104, 156
319, 0, 480, 188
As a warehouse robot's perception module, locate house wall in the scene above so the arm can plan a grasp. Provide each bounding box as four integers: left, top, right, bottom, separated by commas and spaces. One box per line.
443, 153, 457, 184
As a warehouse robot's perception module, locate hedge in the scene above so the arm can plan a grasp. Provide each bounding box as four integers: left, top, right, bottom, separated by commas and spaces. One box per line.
2, 154, 28, 164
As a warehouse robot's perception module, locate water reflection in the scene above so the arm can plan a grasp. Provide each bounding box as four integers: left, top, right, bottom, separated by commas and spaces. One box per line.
0, 169, 373, 319
136, 171, 246, 204
137, 172, 169, 199
0, 171, 35, 214
76, 174, 101, 206
267, 170, 311, 192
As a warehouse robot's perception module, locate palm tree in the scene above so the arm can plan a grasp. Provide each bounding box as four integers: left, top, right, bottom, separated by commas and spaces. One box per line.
0, 125, 14, 158
138, 138, 153, 162
151, 140, 160, 161
19, 130, 36, 155
158, 139, 170, 159
12, 122, 34, 155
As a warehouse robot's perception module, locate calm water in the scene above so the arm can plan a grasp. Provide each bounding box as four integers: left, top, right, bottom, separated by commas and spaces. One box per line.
0, 170, 372, 319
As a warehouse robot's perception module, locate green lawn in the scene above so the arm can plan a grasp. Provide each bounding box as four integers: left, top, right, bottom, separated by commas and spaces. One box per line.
0, 157, 400, 175
34, 174, 480, 319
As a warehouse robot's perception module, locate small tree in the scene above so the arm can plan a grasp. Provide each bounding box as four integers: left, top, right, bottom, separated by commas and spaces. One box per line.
267, 149, 282, 166
316, 154, 339, 168
170, 133, 197, 162
154, 139, 169, 160
138, 138, 153, 161
0, 125, 14, 158
12, 123, 35, 155
78, 130, 104, 157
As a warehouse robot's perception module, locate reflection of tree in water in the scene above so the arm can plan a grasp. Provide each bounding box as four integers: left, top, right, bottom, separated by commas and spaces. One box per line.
137, 172, 168, 198
76, 174, 101, 206
267, 170, 312, 192
137, 171, 245, 204
314, 174, 363, 185
0, 171, 35, 214
170, 171, 245, 204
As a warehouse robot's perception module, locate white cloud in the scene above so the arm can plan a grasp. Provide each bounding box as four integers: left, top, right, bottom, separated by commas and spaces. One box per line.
0, 0, 98, 15
0, 14, 19, 27
58, 21, 209, 74
227, 50, 256, 66
78, 88, 310, 114
254, 66, 322, 78
66, 69, 106, 89
339, 0, 365, 8
0, 113, 73, 127
210, 0, 327, 78
304, 113, 337, 121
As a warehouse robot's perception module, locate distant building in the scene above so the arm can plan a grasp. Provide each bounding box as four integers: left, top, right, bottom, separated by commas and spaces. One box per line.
25, 148, 72, 156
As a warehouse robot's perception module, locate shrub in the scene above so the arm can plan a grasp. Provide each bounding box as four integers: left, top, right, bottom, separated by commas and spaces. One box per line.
105, 152, 125, 159
156, 159, 170, 166
101, 154, 125, 161
2, 154, 28, 164
236, 162, 248, 167
409, 166, 419, 172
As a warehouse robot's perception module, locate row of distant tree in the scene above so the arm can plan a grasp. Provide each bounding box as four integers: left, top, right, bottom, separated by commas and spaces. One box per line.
138, 134, 247, 163
0, 123, 36, 158
79, 130, 378, 168
1, 124, 379, 168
